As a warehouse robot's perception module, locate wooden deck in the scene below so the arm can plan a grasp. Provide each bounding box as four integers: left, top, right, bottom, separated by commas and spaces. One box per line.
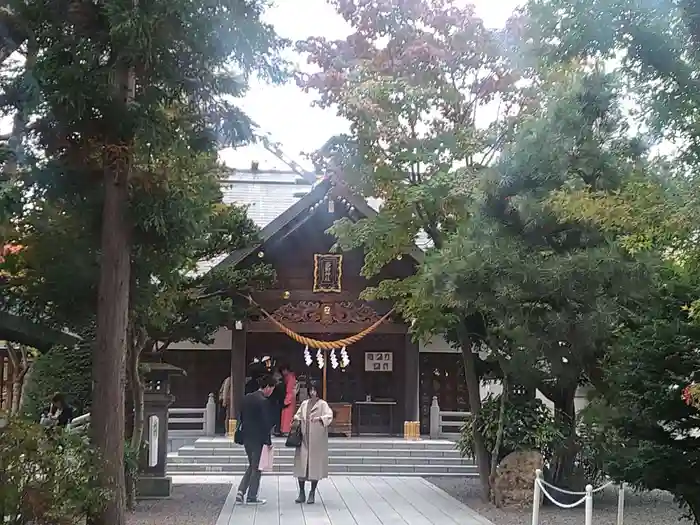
214, 476, 494, 525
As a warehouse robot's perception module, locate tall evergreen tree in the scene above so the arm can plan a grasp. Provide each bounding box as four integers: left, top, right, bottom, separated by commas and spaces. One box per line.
413, 68, 653, 488
0, 2, 287, 523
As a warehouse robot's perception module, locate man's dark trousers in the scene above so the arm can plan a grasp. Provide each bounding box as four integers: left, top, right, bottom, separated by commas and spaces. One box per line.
237, 442, 263, 501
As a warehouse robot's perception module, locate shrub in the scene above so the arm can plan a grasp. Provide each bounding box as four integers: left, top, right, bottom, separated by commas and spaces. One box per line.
22, 342, 92, 420
457, 394, 564, 464
0, 416, 106, 524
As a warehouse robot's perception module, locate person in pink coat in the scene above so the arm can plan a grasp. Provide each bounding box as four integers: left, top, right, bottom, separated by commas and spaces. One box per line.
279, 363, 297, 435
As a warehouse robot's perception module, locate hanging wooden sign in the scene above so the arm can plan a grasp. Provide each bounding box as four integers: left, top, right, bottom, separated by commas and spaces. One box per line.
313, 253, 343, 293
365, 351, 393, 372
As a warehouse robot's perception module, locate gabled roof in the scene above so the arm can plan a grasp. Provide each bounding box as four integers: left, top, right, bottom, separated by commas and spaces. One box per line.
209, 176, 424, 273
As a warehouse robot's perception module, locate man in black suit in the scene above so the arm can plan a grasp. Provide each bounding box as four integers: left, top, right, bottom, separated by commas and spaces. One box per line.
235, 375, 275, 505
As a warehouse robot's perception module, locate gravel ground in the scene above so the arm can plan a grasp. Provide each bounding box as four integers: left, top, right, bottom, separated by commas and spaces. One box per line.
426, 477, 693, 525
126, 485, 231, 525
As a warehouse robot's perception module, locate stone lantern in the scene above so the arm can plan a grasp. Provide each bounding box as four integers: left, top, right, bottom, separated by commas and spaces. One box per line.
136, 362, 185, 499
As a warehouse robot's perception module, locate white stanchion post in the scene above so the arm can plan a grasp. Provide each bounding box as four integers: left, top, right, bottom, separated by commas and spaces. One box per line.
584, 484, 593, 525
531, 469, 542, 525
205, 393, 216, 436
617, 483, 625, 525
429, 396, 440, 439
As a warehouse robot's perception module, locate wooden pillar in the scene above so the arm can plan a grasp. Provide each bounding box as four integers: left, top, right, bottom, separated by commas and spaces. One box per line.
404, 334, 419, 423
230, 326, 246, 419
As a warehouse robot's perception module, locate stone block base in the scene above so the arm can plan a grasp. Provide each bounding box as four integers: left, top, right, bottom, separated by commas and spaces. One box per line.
136, 476, 172, 500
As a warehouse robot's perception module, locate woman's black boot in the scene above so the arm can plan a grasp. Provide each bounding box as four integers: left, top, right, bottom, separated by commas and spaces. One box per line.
307, 481, 318, 504
295, 479, 306, 504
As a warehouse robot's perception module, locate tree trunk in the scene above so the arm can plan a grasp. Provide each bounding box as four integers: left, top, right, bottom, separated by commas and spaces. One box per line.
490, 372, 508, 482
7, 345, 29, 415
125, 331, 146, 511
88, 159, 131, 525
10, 373, 24, 415
460, 340, 491, 500
548, 386, 579, 491
5, 361, 13, 413
128, 332, 147, 452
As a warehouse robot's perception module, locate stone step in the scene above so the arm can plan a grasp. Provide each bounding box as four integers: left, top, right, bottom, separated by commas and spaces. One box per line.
166, 469, 472, 477
192, 437, 457, 451
175, 445, 463, 458
167, 453, 473, 466
166, 462, 478, 475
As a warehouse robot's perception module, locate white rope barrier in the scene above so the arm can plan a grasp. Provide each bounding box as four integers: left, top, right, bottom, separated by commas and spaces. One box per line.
531, 469, 626, 525
537, 480, 589, 508
539, 477, 614, 495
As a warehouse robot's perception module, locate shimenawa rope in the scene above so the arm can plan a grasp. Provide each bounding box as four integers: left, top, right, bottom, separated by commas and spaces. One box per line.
241, 294, 395, 350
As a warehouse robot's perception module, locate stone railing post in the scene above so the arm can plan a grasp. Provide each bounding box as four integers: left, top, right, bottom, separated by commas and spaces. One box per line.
205, 393, 216, 436
429, 396, 440, 439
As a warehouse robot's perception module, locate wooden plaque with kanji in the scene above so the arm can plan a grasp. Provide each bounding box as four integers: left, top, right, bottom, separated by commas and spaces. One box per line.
313, 254, 343, 293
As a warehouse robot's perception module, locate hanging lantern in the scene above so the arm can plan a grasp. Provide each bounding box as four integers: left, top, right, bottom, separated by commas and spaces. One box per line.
340, 346, 350, 368
316, 349, 325, 369
304, 345, 313, 367
330, 349, 339, 369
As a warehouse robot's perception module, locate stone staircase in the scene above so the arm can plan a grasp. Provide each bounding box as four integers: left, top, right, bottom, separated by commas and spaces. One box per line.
166, 436, 477, 477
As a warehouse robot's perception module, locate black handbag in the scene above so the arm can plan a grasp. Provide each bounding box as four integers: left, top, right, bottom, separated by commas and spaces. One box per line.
234, 419, 244, 445
285, 420, 302, 448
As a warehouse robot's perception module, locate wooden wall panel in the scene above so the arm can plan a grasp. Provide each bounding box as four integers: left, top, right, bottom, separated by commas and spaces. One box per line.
167, 349, 229, 409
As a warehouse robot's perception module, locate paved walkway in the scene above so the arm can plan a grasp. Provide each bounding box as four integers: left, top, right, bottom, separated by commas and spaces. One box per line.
214, 476, 494, 525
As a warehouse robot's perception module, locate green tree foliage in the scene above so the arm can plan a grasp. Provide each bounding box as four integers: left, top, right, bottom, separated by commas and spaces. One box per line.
521, 0, 700, 265
0, 417, 106, 524
457, 395, 564, 465
594, 273, 700, 521
21, 342, 93, 421
522, 0, 700, 162
514, 1, 700, 516
416, 69, 653, 488
0, 1, 287, 522
0, 71, 276, 512
297, 0, 526, 497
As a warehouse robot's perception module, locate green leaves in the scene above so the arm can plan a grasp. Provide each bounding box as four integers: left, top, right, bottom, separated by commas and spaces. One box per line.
457, 395, 565, 464
0, 0, 288, 342
597, 277, 700, 512
300, 0, 521, 261
522, 0, 700, 167
0, 417, 107, 523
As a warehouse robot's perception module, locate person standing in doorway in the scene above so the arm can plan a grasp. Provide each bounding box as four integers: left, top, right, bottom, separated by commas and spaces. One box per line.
218, 375, 231, 435
293, 380, 333, 505
270, 365, 285, 437
235, 375, 275, 505
279, 363, 296, 436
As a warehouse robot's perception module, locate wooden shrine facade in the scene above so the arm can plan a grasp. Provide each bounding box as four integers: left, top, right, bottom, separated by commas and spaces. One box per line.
167, 178, 422, 436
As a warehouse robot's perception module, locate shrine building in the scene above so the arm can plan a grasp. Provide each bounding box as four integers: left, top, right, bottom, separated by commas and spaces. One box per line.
167, 169, 469, 436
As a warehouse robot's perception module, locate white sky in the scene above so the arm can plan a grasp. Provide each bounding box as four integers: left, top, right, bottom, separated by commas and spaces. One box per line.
220, 0, 524, 173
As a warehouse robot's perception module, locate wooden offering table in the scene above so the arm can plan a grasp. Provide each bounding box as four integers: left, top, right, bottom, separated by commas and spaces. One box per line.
328, 403, 352, 437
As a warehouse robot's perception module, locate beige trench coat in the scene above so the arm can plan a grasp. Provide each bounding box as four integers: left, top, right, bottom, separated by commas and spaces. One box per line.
293, 398, 333, 481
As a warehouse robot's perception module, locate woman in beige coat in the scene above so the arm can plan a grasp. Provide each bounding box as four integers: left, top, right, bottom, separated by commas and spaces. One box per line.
293, 381, 333, 504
